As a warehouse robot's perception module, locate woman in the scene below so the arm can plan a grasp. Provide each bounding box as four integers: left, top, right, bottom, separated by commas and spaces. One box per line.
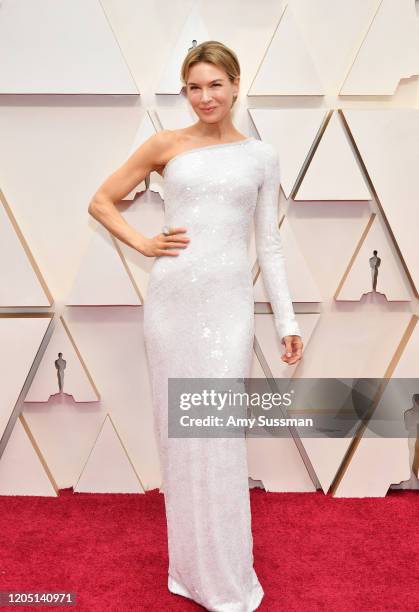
89, 40, 303, 611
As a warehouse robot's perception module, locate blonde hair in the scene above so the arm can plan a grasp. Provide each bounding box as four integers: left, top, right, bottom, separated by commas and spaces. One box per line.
180, 40, 241, 108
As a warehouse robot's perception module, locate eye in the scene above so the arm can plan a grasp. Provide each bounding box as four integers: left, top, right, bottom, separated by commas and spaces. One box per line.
190, 84, 221, 90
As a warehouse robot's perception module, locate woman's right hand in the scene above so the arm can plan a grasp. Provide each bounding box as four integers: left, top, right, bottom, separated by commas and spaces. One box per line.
138, 226, 190, 257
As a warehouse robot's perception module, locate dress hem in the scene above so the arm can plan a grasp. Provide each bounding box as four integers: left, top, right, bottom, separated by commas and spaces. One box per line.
168, 572, 264, 611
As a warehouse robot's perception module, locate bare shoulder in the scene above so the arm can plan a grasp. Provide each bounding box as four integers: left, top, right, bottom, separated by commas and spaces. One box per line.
141, 129, 174, 169
144, 129, 189, 176
89, 130, 182, 203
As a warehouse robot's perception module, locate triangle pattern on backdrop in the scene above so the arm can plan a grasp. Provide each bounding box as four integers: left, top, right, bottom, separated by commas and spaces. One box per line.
254, 216, 321, 304
0, 0, 138, 94
66, 224, 141, 306
0, 314, 52, 440
0, 190, 53, 307
117, 189, 165, 302
340, 0, 419, 96
24, 315, 99, 403
74, 414, 145, 494
295, 112, 371, 201
123, 111, 160, 200
0, 416, 57, 496
343, 108, 419, 296
155, 4, 209, 94
248, 3, 324, 96
335, 214, 411, 301
249, 108, 327, 199
247, 326, 318, 492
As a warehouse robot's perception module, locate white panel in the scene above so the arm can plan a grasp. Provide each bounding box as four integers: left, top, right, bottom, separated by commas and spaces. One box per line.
292, 0, 380, 93
279, 312, 412, 493
66, 225, 141, 306
334, 437, 411, 498
124, 111, 159, 200
254, 216, 322, 304
296, 112, 371, 201
294, 311, 411, 379
24, 316, 99, 403
65, 306, 161, 491
247, 343, 315, 492
23, 394, 106, 489
248, 3, 324, 96
254, 314, 341, 493
341, 0, 419, 95
0, 417, 57, 496
155, 4, 209, 94
117, 190, 165, 301
0, 191, 52, 306
247, 437, 316, 493
343, 109, 419, 294
340, 321, 419, 495
336, 215, 411, 301
285, 203, 374, 301
74, 415, 145, 493
0, 315, 51, 438
0, 0, 137, 94
249, 108, 327, 199
392, 319, 419, 378
391, 324, 419, 489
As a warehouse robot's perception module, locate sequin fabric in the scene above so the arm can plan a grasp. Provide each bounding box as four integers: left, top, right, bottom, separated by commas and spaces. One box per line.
143, 137, 301, 611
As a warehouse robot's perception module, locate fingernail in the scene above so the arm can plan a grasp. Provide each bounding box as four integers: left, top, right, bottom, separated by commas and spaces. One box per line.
286, 352, 292, 357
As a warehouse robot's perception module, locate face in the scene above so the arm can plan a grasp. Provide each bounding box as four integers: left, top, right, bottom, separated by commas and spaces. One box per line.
184, 61, 239, 122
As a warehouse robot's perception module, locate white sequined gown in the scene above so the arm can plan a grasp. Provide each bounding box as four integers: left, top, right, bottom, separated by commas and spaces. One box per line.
143, 137, 301, 611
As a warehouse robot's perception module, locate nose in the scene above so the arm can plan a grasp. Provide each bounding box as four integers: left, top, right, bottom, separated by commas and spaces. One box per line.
201, 88, 212, 102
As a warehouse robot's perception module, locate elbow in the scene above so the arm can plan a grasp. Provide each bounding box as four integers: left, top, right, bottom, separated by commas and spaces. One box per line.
88, 191, 108, 218
88, 194, 99, 217
87, 201, 102, 222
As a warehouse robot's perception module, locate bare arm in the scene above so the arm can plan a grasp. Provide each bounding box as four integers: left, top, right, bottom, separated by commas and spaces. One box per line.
87, 130, 189, 257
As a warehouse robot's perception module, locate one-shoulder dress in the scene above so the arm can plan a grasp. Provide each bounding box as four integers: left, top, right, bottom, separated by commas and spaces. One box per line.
143, 137, 301, 611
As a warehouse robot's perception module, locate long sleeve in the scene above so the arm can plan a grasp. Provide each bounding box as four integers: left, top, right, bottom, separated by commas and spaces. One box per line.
254, 145, 301, 343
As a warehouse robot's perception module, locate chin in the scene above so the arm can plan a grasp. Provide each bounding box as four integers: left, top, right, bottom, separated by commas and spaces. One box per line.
198, 111, 224, 122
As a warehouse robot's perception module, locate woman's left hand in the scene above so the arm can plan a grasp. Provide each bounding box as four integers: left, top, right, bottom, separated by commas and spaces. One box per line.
281, 335, 303, 365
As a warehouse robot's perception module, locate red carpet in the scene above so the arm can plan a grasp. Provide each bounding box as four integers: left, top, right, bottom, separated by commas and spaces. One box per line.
0, 488, 417, 611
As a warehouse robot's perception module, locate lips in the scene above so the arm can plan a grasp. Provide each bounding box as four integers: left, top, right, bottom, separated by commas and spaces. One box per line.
201, 107, 216, 112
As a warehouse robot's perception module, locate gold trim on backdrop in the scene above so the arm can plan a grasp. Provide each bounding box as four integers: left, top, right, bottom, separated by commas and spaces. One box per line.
73, 412, 146, 493
334, 213, 376, 299
330, 315, 418, 495
60, 315, 101, 401
0, 189, 54, 307
292, 110, 333, 200
19, 413, 59, 495
340, 109, 419, 298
